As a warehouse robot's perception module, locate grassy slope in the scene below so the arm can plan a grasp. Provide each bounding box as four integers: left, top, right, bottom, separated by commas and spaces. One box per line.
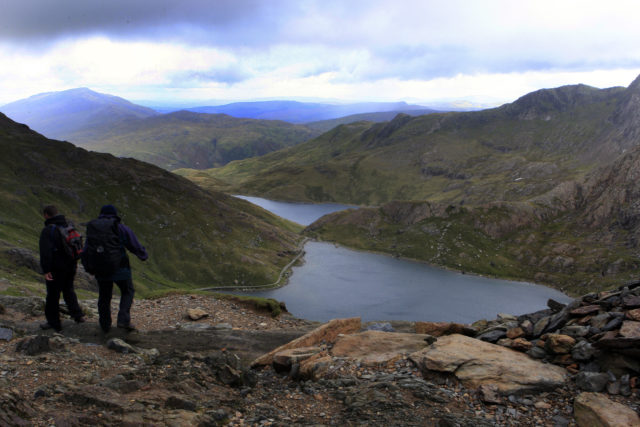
183, 85, 623, 206
304, 198, 638, 296
68, 111, 320, 170
0, 113, 303, 298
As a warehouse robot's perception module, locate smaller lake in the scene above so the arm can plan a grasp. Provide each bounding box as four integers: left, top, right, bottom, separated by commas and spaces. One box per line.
232, 195, 572, 323
235, 195, 354, 225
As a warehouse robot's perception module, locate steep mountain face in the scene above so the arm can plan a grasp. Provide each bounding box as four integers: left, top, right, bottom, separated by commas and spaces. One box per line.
190, 76, 638, 207
0, 88, 158, 139
0, 113, 302, 296
305, 142, 640, 295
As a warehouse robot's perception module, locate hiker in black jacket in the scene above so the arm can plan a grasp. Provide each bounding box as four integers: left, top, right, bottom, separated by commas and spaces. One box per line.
88, 205, 148, 333
38, 205, 86, 331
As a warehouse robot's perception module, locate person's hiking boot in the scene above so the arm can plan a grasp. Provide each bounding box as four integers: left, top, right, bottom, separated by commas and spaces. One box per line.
74, 316, 87, 324
40, 322, 62, 332
117, 323, 136, 332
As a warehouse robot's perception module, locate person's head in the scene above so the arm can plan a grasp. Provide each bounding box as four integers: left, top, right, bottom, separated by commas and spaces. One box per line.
43, 205, 58, 219
100, 204, 118, 216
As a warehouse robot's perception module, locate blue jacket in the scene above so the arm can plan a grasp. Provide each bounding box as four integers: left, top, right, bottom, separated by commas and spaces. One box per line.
95, 214, 148, 281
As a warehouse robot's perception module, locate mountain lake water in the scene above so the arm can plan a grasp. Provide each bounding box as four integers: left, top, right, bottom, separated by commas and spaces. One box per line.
232, 195, 572, 323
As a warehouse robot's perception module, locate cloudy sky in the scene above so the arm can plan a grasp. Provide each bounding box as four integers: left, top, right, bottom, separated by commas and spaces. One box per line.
1, 0, 639, 107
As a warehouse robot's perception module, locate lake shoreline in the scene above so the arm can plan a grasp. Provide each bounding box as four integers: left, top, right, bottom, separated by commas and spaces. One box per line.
310, 236, 571, 296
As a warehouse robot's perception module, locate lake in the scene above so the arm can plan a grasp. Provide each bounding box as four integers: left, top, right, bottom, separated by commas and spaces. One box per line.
233, 196, 572, 323
235, 195, 354, 225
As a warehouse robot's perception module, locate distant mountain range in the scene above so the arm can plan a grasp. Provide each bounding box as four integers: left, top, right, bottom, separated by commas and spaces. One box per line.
0, 111, 302, 295
0, 88, 158, 140
186, 100, 437, 123
1, 89, 442, 169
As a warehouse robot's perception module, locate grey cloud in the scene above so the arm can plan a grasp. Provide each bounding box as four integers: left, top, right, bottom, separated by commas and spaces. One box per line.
173, 67, 252, 85
0, 0, 285, 45
343, 44, 640, 82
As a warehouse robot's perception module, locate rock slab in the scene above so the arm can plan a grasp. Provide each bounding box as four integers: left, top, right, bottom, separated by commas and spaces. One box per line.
331, 330, 431, 365
251, 317, 361, 367
574, 392, 640, 427
409, 334, 566, 394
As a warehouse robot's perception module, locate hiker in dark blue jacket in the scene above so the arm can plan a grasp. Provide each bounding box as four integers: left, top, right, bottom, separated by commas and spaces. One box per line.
94, 205, 148, 333
38, 205, 85, 331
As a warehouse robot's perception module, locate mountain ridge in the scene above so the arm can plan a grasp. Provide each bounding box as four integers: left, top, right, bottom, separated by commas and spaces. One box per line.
188, 76, 640, 206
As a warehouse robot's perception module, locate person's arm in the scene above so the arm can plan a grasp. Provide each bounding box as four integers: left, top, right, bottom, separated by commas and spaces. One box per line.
119, 224, 149, 261
39, 226, 54, 279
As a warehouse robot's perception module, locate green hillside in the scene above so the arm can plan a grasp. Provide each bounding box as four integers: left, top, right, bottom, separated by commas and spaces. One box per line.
69, 110, 320, 170
0, 113, 304, 298
182, 80, 636, 207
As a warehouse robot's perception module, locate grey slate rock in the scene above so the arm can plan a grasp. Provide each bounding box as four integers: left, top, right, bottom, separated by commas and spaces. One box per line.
602, 316, 623, 331
571, 341, 596, 361
547, 298, 566, 312
476, 329, 506, 343
0, 327, 13, 341
560, 325, 590, 338
165, 395, 197, 411
16, 335, 50, 355
533, 316, 550, 337
575, 372, 609, 392
579, 361, 601, 373
365, 322, 395, 332
590, 313, 611, 329
527, 346, 547, 359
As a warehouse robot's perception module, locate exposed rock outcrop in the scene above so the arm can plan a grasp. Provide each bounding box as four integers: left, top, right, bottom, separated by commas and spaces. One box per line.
574, 392, 640, 427
409, 334, 566, 394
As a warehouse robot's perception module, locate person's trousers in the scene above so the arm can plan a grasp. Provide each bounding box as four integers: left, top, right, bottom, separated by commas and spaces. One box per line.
45, 270, 83, 330
97, 278, 135, 331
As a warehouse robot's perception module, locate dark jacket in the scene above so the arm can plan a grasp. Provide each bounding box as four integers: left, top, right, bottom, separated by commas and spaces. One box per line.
95, 213, 148, 281
39, 214, 77, 274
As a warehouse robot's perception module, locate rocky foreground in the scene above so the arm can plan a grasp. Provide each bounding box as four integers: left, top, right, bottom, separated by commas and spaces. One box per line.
1, 285, 639, 426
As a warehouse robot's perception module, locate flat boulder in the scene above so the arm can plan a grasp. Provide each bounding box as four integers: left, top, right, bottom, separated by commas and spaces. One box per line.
251, 317, 361, 367
570, 305, 601, 316
574, 392, 640, 426
409, 334, 566, 394
331, 330, 431, 365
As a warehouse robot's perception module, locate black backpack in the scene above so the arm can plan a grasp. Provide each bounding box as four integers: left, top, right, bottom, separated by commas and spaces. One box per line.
81, 217, 123, 276
50, 222, 84, 261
